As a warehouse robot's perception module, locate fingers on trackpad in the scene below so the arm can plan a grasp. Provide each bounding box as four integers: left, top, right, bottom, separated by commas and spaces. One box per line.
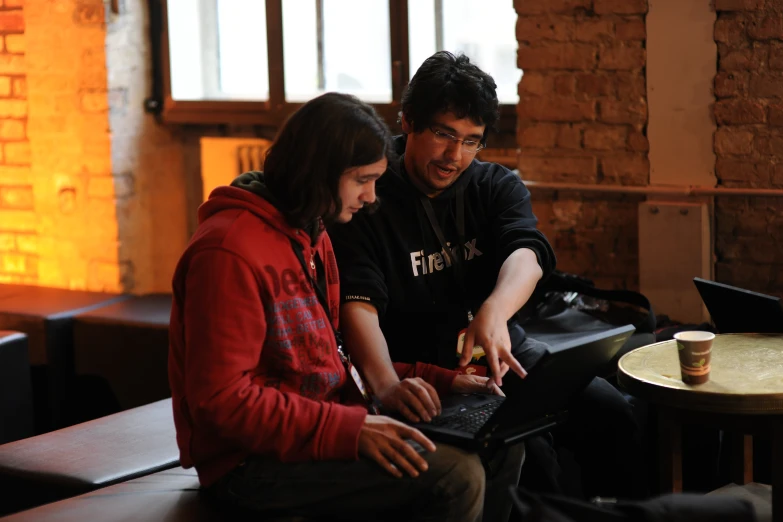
406, 439, 426, 454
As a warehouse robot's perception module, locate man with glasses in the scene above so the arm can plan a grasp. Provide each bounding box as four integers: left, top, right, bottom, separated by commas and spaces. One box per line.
330, 51, 644, 502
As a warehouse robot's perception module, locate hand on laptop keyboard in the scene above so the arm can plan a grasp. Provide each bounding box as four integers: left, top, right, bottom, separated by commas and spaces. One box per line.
451, 374, 505, 397
358, 415, 436, 478
376, 377, 442, 423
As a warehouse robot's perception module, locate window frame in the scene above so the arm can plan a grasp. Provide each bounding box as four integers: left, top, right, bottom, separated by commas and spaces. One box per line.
150, 0, 516, 136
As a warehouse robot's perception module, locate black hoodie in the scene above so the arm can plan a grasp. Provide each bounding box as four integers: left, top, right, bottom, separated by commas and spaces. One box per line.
329, 136, 556, 369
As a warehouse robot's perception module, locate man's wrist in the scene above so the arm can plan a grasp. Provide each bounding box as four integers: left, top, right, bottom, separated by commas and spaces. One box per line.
375, 375, 401, 395
479, 296, 509, 322
450, 374, 466, 389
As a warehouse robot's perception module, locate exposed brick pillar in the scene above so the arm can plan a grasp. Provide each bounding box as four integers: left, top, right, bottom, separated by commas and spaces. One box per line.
713, 0, 783, 296
0, 1, 33, 283
106, 1, 189, 293
514, 0, 649, 290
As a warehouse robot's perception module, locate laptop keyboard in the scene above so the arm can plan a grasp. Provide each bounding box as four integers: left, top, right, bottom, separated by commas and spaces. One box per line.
430, 399, 502, 434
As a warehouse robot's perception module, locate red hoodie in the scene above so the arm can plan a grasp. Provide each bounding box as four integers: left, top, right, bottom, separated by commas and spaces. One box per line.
169, 185, 459, 487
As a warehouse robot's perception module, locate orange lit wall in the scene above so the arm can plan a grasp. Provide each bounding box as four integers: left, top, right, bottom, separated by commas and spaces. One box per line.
0, 0, 121, 291
0, 0, 34, 284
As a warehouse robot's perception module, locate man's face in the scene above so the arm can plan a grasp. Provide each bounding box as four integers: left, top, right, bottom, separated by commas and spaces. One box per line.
335, 157, 387, 223
402, 111, 486, 197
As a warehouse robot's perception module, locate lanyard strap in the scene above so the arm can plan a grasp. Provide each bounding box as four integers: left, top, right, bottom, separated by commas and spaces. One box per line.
288, 237, 379, 414
418, 183, 468, 297
456, 181, 465, 252
288, 237, 343, 351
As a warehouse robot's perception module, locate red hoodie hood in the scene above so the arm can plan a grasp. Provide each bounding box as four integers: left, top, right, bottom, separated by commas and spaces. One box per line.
198, 184, 322, 251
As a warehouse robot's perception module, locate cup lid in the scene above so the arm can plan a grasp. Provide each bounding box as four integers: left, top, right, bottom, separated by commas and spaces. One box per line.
674, 331, 716, 342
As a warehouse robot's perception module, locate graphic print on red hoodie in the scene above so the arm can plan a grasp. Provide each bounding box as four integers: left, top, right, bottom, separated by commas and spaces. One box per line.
168, 184, 367, 487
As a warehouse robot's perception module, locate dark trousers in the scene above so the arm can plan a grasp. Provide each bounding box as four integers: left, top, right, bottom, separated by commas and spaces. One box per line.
513, 337, 646, 500
206, 441, 525, 522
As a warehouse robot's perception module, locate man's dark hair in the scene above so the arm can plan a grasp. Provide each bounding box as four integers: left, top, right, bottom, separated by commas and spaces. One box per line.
401, 51, 499, 143
264, 92, 391, 228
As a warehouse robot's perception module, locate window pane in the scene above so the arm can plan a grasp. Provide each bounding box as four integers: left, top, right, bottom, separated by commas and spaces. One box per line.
283, 0, 392, 103
216, 0, 269, 100
167, 0, 268, 101
167, 0, 205, 100
408, 0, 436, 85
408, 0, 520, 105
281, 0, 318, 102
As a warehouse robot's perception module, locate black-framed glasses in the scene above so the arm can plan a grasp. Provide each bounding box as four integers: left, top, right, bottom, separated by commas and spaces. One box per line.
428, 127, 485, 154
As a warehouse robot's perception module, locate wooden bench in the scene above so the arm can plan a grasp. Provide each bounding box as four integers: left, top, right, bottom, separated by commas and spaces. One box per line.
72, 294, 172, 419
0, 331, 33, 444
0, 284, 128, 432
0, 398, 178, 516
0, 467, 217, 521
0, 466, 318, 522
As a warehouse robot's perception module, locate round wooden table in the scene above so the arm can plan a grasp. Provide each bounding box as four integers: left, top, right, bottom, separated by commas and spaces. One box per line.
618, 334, 783, 521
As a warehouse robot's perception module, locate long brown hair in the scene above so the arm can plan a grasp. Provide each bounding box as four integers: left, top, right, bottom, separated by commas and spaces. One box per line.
264, 92, 392, 228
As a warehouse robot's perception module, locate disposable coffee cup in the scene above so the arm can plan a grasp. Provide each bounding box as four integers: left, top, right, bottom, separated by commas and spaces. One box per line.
673, 331, 715, 385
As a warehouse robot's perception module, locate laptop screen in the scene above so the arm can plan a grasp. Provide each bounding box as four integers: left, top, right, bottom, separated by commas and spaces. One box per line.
693, 278, 783, 334
489, 324, 636, 429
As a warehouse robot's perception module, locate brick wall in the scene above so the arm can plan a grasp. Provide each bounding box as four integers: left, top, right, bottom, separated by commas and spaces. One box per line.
0, 1, 33, 283
714, 0, 783, 296
515, 0, 648, 290
0, 0, 123, 291
23, 0, 121, 291
0, 0, 257, 293
0, 0, 194, 293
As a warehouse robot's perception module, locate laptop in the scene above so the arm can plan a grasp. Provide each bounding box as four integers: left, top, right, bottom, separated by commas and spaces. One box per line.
693, 278, 783, 334
406, 324, 636, 453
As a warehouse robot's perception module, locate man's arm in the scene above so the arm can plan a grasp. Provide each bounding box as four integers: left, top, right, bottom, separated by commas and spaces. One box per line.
460, 248, 542, 385
340, 301, 399, 394
483, 247, 543, 324
460, 168, 555, 387
341, 301, 443, 422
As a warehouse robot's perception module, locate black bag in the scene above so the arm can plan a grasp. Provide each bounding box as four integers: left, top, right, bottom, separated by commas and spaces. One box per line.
516, 271, 658, 375
510, 487, 757, 522
519, 271, 656, 335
